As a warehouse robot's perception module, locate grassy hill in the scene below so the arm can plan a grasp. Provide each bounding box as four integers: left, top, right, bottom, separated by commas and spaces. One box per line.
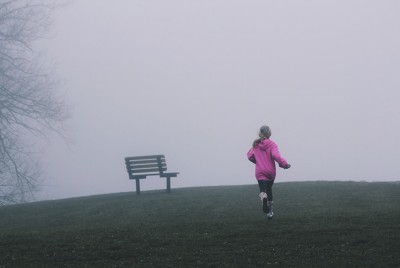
0, 181, 399, 267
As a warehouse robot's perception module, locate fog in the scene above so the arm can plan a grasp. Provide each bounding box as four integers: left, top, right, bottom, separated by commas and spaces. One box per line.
39, 0, 400, 200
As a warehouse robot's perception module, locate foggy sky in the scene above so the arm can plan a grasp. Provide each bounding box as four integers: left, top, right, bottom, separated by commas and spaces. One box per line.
39, 0, 400, 200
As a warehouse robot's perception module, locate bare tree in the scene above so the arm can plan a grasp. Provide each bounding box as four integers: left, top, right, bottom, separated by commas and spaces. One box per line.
0, 0, 68, 204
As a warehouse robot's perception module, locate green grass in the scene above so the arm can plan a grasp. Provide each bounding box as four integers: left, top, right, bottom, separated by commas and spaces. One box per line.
0, 181, 399, 267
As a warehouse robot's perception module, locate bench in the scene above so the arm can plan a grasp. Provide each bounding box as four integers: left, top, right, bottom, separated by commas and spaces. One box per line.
124, 155, 179, 195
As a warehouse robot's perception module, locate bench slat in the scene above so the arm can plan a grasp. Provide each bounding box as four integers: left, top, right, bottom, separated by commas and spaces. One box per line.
127, 163, 166, 170
126, 159, 166, 165
131, 173, 160, 179
160, 172, 179, 178
125, 155, 165, 161
130, 168, 164, 174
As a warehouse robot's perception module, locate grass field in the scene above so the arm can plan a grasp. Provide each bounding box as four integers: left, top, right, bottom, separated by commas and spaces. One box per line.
0, 181, 399, 267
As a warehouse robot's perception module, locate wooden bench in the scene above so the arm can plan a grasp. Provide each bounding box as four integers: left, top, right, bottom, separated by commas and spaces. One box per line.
124, 155, 179, 195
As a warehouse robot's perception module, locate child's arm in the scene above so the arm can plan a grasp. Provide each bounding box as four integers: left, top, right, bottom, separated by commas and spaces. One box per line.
271, 144, 290, 169
247, 148, 256, 164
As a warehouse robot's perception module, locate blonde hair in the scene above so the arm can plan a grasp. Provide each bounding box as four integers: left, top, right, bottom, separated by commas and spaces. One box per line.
253, 125, 272, 147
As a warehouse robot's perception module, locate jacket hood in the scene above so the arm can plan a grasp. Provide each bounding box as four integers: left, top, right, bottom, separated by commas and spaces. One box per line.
257, 138, 274, 151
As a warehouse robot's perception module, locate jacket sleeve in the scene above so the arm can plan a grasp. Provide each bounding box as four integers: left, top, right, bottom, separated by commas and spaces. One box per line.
271, 144, 289, 168
247, 148, 256, 164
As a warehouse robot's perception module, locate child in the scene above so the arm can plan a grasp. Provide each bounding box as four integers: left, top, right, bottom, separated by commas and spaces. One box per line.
247, 125, 291, 219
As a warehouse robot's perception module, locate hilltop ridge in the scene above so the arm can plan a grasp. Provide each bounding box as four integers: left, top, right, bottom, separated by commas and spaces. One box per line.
0, 181, 399, 267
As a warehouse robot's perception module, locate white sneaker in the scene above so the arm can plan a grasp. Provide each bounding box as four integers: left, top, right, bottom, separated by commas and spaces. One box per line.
267, 212, 274, 220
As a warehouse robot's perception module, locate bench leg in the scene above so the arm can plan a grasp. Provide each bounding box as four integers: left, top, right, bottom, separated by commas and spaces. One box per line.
166, 177, 171, 193
136, 179, 141, 195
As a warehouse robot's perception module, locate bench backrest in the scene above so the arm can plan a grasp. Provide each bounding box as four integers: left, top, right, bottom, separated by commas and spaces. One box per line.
125, 155, 167, 178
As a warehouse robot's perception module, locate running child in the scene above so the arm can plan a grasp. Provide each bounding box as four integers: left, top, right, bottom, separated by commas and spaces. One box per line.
247, 125, 291, 219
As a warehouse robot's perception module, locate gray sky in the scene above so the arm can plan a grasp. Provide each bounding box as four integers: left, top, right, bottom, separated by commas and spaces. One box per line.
39, 0, 400, 200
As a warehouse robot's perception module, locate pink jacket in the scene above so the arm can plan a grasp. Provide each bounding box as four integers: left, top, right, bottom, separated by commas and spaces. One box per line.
247, 139, 289, 181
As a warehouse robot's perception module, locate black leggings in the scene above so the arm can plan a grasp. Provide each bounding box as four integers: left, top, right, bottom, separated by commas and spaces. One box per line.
258, 180, 274, 201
